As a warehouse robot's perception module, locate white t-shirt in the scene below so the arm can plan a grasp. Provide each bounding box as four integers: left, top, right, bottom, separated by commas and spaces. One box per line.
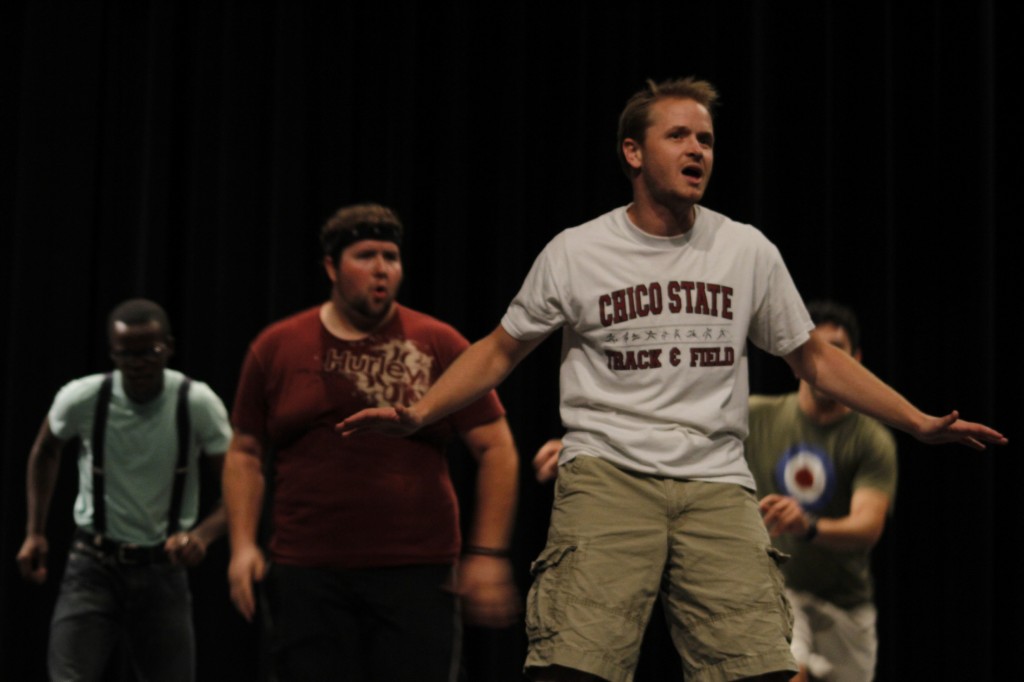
502, 205, 813, 487
48, 368, 232, 545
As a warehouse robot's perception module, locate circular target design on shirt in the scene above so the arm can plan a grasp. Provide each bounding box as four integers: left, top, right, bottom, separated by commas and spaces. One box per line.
773, 443, 835, 512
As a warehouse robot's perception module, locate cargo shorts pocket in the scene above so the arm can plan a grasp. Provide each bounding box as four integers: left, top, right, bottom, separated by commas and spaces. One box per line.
525, 540, 579, 644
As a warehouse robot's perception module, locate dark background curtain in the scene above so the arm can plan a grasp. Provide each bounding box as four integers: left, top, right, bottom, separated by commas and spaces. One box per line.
2, 2, 1020, 680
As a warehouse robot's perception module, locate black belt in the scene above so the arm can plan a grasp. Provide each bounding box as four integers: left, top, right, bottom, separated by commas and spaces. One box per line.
73, 529, 169, 565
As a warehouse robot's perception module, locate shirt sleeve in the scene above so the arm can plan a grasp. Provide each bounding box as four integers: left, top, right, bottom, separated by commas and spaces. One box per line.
501, 235, 569, 341
231, 346, 269, 440
851, 419, 899, 504
47, 376, 100, 441
189, 381, 233, 456
747, 240, 814, 357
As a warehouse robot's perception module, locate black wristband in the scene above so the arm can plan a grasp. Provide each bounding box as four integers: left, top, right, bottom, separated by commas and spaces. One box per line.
463, 545, 510, 558
802, 516, 819, 542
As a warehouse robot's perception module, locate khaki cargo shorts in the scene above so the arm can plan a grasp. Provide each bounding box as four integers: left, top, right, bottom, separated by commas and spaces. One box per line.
525, 455, 796, 682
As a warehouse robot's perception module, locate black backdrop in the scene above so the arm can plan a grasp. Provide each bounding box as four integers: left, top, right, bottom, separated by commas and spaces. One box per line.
2, 2, 1021, 680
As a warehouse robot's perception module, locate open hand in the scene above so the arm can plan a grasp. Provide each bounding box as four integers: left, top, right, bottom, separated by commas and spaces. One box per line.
914, 411, 1007, 451
335, 403, 424, 438
228, 544, 267, 622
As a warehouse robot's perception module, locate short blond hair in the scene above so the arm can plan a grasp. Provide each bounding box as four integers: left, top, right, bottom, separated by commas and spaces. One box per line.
616, 77, 720, 177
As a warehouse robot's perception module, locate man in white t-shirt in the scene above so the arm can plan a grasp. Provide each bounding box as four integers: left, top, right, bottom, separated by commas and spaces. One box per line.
337, 77, 1006, 682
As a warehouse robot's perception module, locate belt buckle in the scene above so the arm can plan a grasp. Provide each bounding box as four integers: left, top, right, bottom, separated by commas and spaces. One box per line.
116, 543, 140, 565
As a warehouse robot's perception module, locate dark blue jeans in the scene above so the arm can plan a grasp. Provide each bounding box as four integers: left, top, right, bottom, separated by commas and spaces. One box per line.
264, 562, 460, 682
48, 545, 194, 682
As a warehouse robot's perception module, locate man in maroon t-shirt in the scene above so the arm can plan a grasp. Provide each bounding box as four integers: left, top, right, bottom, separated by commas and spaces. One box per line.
223, 203, 520, 681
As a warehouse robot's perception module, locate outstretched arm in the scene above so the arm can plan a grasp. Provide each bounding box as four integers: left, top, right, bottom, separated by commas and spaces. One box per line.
16, 418, 66, 584
337, 325, 544, 436
784, 332, 1006, 450
457, 416, 521, 628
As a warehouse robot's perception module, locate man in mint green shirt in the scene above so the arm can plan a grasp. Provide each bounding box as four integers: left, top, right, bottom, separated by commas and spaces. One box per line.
16, 298, 232, 682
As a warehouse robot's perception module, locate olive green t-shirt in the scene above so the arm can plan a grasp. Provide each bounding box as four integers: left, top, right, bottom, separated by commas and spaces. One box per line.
745, 392, 897, 608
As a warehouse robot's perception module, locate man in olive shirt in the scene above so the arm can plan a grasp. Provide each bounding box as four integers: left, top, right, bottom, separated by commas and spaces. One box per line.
746, 300, 897, 682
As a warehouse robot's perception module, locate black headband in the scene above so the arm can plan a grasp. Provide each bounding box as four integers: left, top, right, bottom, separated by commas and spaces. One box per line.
325, 221, 403, 259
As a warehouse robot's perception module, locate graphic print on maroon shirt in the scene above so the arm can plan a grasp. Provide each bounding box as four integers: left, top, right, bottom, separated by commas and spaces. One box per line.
232, 305, 504, 568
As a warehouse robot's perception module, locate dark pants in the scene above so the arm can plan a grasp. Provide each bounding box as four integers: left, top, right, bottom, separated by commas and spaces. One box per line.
264, 562, 460, 682
48, 545, 194, 682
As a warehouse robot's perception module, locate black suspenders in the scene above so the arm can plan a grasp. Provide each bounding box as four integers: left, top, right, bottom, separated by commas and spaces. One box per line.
167, 377, 192, 535
90, 373, 193, 542
89, 374, 114, 541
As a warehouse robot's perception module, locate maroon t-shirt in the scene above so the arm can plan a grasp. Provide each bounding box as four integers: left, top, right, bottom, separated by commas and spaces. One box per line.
232, 305, 505, 568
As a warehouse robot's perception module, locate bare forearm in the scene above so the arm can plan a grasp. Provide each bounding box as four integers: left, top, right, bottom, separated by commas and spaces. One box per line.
468, 448, 518, 551
790, 337, 924, 435
761, 490, 888, 552
190, 503, 227, 548
26, 467, 59, 536
461, 418, 520, 551
457, 418, 522, 627
812, 515, 884, 552
814, 488, 888, 551
786, 332, 1004, 451
414, 326, 540, 426
25, 422, 63, 536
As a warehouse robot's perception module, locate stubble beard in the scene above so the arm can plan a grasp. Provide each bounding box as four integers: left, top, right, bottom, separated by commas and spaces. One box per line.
349, 292, 395, 325
645, 174, 704, 223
